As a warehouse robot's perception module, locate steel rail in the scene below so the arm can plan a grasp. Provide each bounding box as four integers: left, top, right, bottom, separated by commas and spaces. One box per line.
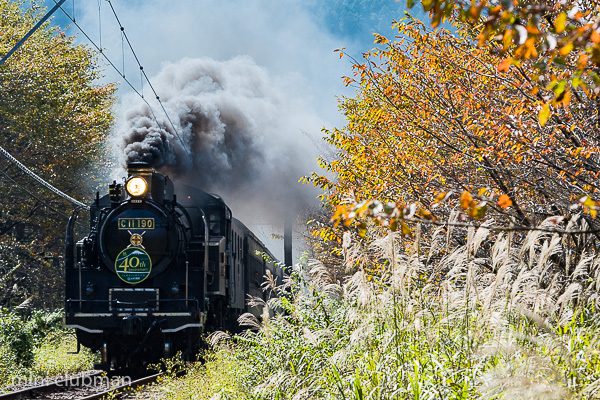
79, 372, 162, 400
0, 371, 103, 400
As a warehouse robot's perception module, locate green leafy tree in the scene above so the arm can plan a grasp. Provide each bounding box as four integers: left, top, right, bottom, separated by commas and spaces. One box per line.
0, 0, 115, 309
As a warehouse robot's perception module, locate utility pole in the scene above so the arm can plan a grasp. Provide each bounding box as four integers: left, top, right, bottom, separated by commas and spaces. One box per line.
284, 214, 293, 269
0, 0, 67, 66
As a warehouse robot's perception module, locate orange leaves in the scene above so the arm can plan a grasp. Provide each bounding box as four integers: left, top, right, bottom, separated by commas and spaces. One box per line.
330, 199, 439, 238
342, 76, 356, 86
514, 38, 538, 59
559, 41, 574, 56
315, 10, 599, 248
497, 58, 512, 72
459, 191, 474, 210
373, 34, 389, 45
497, 194, 513, 209
334, 48, 346, 59
432, 191, 451, 206
404, 0, 600, 108
458, 190, 515, 218
459, 191, 487, 219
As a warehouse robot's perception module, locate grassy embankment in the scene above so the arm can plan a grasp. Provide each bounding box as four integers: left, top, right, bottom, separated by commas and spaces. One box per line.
0, 310, 96, 390
157, 215, 600, 399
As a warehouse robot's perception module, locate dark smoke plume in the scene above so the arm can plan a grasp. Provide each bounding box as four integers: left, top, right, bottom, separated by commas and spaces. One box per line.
114, 56, 318, 221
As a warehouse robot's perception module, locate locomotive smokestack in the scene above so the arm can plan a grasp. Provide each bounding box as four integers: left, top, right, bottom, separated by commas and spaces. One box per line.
127, 161, 154, 176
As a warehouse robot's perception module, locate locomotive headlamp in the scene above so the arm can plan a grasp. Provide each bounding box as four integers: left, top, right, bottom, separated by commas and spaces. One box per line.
126, 176, 148, 197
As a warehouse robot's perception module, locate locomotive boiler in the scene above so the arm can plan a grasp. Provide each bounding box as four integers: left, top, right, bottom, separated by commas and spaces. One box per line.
64, 162, 283, 371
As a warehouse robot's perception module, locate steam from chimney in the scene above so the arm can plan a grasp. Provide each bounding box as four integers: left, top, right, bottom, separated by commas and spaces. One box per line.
114, 56, 319, 220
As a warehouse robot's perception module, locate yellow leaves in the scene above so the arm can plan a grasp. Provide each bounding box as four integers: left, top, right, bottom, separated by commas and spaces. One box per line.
400, 221, 412, 236
557, 88, 571, 107
580, 196, 598, 219
591, 30, 600, 44
433, 191, 448, 205
342, 76, 355, 86
459, 191, 489, 219
331, 204, 353, 228
477, 187, 490, 197
502, 29, 514, 50
497, 194, 513, 209
522, 38, 538, 59
559, 41, 574, 56
313, 8, 600, 249
469, 203, 488, 219
373, 34, 389, 45
539, 103, 551, 126
554, 12, 568, 34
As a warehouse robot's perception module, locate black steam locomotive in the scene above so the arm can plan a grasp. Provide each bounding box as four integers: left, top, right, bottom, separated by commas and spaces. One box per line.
64, 162, 282, 371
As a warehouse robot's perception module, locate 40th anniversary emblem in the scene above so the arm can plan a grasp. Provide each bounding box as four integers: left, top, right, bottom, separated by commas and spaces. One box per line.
114, 247, 152, 284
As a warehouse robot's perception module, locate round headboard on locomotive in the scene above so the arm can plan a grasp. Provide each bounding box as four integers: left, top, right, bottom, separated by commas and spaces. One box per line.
98, 162, 183, 284
99, 201, 179, 283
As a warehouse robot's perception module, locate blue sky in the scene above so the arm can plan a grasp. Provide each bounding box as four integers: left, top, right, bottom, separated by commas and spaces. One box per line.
32, 0, 426, 143
43, 1, 418, 51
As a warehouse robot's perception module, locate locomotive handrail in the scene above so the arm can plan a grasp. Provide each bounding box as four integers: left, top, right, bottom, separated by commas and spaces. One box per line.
65, 298, 200, 313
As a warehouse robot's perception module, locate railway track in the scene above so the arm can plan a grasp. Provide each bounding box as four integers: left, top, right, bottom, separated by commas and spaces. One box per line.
0, 371, 161, 400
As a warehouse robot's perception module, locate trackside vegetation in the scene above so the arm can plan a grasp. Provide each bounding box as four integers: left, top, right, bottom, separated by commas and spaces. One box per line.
0, 310, 96, 389
156, 219, 600, 398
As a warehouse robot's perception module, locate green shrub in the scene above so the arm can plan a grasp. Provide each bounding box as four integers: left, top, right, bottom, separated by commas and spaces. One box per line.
0, 310, 33, 368
0, 310, 95, 388
0, 344, 23, 388
25, 310, 63, 345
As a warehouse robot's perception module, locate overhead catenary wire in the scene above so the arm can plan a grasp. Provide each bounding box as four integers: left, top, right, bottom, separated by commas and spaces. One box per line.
52, 0, 189, 154
1, 0, 188, 217
105, 0, 188, 153
0, 145, 89, 211
0, 166, 87, 228
52, 0, 163, 133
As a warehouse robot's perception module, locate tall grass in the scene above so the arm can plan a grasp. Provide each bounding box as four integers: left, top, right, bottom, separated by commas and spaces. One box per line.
161, 214, 600, 399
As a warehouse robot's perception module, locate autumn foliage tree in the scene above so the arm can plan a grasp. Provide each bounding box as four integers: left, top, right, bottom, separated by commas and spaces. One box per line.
310, 6, 599, 242
0, 0, 115, 308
